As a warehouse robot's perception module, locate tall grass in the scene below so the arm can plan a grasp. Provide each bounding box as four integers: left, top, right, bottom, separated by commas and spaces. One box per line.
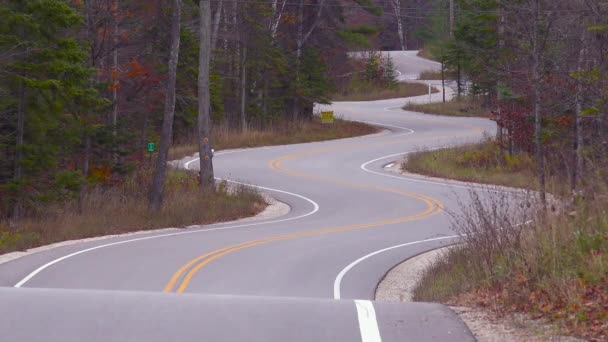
403, 139, 545, 190
418, 69, 457, 80
403, 97, 489, 117
170, 117, 379, 160
333, 82, 438, 101
0, 169, 266, 254
413, 167, 608, 340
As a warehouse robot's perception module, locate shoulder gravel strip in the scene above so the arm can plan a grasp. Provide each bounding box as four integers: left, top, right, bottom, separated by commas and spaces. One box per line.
375, 246, 587, 342
0, 196, 289, 266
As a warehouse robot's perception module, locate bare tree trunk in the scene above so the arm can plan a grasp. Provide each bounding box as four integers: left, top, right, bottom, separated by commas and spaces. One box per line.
574, 29, 587, 191
496, 8, 505, 153
149, 0, 182, 211
240, 45, 248, 131
270, 0, 287, 38
449, 0, 455, 37
457, 62, 462, 97
211, 0, 223, 50
391, 0, 406, 50
293, 0, 325, 121
441, 60, 446, 103
532, 0, 546, 204
198, 0, 215, 189
78, 135, 91, 214
12, 82, 25, 221
111, 0, 119, 161
293, 0, 305, 121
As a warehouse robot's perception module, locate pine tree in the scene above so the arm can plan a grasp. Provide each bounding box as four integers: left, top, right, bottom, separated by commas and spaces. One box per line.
0, 0, 98, 218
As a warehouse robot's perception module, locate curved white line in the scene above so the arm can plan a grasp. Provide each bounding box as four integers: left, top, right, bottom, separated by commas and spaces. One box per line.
360, 150, 527, 194
333, 235, 458, 299
15, 179, 319, 288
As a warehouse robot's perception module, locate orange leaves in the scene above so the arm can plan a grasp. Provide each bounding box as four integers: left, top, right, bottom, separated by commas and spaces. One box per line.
89, 165, 113, 185
282, 14, 297, 25
556, 115, 574, 128
125, 60, 145, 78
107, 81, 121, 91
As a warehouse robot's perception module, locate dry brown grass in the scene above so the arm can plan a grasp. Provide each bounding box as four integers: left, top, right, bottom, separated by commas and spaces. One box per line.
411, 150, 608, 340
169, 117, 379, 160
418, 70, 457, 80
403, 97, 490, 117
403, 140, 545, 190
0, 170, 266, 254
417, 47, 437, 61
332, 82, 438, 102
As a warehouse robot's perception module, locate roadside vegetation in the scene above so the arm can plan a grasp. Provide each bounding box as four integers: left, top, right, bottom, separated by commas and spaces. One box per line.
403, 97, 489, 117
402, 139, 557, 191
413, 178, 608, 340
417, 47, 437, 61
418, 69, 457, 81
0, 169, 266, 254
333, 82, 437, 101
332, 51, 438, 102
405, 141, 607, 339
169, 118, 379, 160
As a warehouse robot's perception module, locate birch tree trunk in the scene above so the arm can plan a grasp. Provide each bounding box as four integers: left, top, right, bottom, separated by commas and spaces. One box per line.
149, 0, 182, 211
391, 0, 406, 50
270, 0, 287, 38
198, 0, 215, 189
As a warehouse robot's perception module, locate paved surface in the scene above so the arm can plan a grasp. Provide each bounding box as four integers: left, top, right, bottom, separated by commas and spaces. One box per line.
0, 51, 495, 341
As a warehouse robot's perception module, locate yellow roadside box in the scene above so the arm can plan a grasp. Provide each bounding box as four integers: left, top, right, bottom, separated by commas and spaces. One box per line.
321, 111, 334, 124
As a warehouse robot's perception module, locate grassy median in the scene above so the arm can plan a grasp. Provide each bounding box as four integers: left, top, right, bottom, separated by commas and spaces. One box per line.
402, 140, 542, 190
403, 97, 489, 118
332, 82, 438, 102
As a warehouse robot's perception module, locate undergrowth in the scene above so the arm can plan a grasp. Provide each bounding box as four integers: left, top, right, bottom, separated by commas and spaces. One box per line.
0, 169, 266, 254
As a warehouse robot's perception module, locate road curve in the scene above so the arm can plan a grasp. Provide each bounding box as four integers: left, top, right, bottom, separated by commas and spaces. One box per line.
0, 51, 495, 341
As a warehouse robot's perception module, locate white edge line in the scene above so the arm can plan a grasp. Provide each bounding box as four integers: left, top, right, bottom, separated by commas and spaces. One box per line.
355, 299, 382, 342
361, 150, 528, 194
14, 161, 319, 288
333, 235, 457, 299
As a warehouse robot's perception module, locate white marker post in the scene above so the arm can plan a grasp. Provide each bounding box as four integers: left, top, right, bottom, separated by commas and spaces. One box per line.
428, 82, 432, 103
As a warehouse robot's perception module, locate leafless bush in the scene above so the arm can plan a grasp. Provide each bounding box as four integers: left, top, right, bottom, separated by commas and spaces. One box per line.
447, 189, 535, 282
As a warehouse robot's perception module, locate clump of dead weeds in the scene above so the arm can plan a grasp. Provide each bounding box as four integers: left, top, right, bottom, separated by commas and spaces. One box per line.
414, 180, 608, 341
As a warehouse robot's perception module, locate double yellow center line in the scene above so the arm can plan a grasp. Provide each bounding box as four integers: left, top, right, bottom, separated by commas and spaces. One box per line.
164, 124, 483, 293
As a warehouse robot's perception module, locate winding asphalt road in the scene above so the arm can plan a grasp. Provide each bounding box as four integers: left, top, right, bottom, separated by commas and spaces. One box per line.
0, 51, 497, 341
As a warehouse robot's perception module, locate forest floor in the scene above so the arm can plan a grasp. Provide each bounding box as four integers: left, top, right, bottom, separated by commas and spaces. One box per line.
402, 141, 608, 341
332, 82, 438, 101
403, 97, 490, 118
169, 117, 379, 160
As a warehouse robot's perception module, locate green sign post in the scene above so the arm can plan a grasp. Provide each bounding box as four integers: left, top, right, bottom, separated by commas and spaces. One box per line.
147, 142, 155, 152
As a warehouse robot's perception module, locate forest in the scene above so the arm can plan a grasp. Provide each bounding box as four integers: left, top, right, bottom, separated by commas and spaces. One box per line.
0, 0, 397, 239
